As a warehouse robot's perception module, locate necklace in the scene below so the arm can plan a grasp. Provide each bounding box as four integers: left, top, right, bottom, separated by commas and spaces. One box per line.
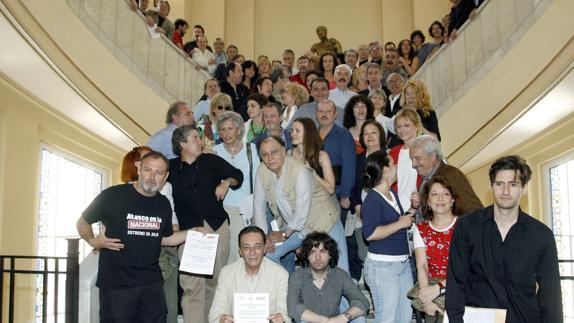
250, 121, 265, 136
224, 142, 243, 158
312, 269, 329, 288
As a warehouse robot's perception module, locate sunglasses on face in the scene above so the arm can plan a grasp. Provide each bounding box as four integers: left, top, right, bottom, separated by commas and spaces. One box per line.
217, 106, 232, 111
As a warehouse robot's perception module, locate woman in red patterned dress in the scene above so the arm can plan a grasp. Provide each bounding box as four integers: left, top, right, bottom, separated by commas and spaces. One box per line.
411, 177, 461, 321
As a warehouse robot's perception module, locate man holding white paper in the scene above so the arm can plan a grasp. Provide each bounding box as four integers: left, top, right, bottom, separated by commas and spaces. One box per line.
209, 226, 289, 323
169, 125, 244, 323
445, 156, 563, 322
76, 151, 205, 323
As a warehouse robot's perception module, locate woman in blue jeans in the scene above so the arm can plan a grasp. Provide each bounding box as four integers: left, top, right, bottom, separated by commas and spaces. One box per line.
361, 150, 414, 323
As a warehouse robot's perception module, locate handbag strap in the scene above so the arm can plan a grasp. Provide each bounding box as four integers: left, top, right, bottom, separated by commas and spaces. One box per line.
246, 143, 254, 194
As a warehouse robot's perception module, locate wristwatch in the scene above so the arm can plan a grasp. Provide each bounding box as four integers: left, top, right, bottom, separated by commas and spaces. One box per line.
343, 312, 352, 321
437, 281, 446, 295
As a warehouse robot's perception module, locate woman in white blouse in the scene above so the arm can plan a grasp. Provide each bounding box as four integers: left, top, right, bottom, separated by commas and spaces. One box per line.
280, 82, 309, 129
191, 36, 216, 75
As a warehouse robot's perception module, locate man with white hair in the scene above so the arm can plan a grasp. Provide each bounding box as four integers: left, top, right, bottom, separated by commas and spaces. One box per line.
329, 64, 357, 108
409, 135, 483, 218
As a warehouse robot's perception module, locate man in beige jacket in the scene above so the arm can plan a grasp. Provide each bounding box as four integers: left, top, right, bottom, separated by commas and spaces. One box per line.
252, 136, 349, 272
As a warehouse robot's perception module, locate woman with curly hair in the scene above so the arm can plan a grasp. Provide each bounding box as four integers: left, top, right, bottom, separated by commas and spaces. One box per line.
343, 95, 375, 155
401, 80, 441, 140
429, 20, 446, 46
408, 177, 460, 321
289, 117, 336, 195
397, 39, 420, 76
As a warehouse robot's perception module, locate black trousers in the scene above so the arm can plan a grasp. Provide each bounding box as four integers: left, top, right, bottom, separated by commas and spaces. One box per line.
99, 280, 167, 323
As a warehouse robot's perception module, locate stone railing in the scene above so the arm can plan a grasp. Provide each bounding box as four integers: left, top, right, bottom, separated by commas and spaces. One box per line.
67, 0, 210, 105
413, 0, 553, 116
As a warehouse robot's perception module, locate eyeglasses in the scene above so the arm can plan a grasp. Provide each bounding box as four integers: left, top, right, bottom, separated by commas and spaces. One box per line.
240, 244, 265, 252
217, 106, 232, 111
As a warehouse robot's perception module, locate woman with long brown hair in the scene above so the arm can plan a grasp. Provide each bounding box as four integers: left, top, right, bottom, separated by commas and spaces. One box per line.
289, 117, 335, 195
409, 177, 461, 321
319, 52, 337, 89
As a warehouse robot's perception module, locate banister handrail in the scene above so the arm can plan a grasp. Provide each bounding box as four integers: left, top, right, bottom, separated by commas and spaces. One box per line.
67, 0, 211, 107
411, 0, 554, 117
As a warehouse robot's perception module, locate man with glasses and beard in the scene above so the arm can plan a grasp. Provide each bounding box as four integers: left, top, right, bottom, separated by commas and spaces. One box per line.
76, 151, 202, 323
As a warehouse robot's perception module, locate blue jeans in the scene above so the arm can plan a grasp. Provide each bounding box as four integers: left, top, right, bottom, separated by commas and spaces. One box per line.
364, 257, 413, 323
266, 221, 349, 272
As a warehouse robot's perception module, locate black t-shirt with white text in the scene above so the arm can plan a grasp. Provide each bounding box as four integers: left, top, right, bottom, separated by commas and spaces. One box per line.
82, 184, 173, 289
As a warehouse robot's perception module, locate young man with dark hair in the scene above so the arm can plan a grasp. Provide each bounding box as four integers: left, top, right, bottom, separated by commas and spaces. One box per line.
220, 62, 250, 120
183, 24, 213, 54
445, 155, 563, 322
287, 232, 369, 323
172, 18, 188, 50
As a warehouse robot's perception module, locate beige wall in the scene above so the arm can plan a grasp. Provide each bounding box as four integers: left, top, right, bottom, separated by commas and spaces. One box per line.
0, 76, 123, 322
174, 0, 450, 60
0, 76, 123, 255
466, 113, 574, 223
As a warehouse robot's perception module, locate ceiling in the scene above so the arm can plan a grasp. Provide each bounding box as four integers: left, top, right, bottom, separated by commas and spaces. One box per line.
0, 6, 136, 151
458, 64, 574, 172
1, 2, 572, 172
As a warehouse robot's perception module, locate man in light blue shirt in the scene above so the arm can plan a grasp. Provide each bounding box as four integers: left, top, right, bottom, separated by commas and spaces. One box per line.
147, 101, 194, 159
287, 78, 344, 131
194, 79, 221, 121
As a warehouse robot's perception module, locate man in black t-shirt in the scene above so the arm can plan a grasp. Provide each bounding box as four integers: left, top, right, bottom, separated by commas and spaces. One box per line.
77, 151, 203, 322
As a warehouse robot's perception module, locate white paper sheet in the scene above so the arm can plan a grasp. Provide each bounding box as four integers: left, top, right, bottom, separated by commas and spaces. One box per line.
233, 293, 269, 323
147, 24, 161, 39
269, 220, 283, 246
179, 231, 219, 275
237, 194, 254, 225
444, 306, 507, 323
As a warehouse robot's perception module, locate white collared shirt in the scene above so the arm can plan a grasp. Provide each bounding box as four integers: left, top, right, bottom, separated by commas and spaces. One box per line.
329, 87, 357, 109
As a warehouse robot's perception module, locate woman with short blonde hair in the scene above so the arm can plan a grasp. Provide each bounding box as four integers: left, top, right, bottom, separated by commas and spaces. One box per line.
197, 93, 233, 148
281, 82, 309, 128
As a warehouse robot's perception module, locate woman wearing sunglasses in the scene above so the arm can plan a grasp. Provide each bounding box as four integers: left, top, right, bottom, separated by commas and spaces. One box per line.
197, 93, 233, 150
